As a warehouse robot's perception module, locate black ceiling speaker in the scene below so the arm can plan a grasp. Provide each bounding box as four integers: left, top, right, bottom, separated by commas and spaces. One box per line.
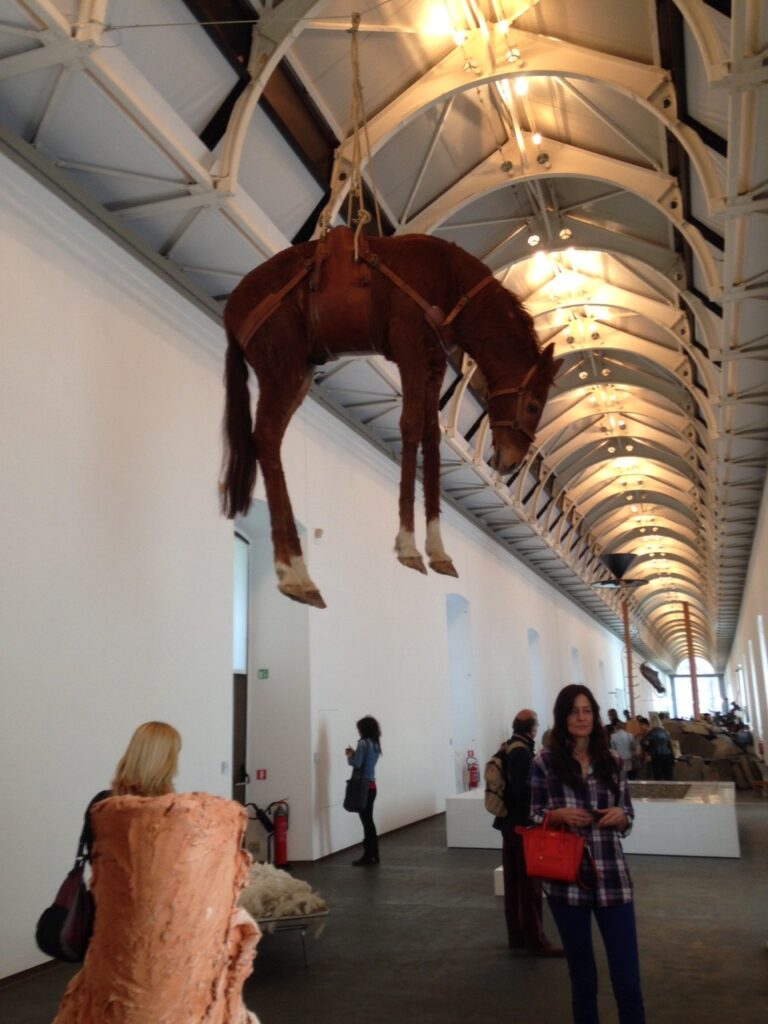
593, 552, 648, 590
640, 662, 666, 694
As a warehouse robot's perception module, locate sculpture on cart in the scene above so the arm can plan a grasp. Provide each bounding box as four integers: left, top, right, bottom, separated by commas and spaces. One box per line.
221, 226, 561, 608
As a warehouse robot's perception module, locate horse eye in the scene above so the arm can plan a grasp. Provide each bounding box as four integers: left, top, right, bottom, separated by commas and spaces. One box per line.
526, 401, 541, 416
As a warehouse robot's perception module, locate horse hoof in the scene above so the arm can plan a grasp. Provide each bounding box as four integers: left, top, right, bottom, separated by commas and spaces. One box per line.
277, 580, 327, 608
398, 555, 428, 575
303, 588, 327, 609
430, 559, 459, 578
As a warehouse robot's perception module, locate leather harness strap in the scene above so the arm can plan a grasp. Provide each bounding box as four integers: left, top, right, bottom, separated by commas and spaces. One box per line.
487, 361, 541, 442
236, 260, 315, 352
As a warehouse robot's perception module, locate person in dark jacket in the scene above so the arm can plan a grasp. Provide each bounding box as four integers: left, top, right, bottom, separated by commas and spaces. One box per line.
493, 709, 563, 957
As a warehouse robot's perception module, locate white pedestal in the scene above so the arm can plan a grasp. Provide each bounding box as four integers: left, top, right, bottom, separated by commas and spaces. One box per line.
623, 781, 740, 858
445, 788, 502, 849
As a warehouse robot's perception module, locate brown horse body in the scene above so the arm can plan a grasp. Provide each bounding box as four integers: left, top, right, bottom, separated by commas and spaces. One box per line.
222, 229, 560, 607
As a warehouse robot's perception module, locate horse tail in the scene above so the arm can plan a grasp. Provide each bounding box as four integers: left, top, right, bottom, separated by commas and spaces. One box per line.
221, 329, 258, 518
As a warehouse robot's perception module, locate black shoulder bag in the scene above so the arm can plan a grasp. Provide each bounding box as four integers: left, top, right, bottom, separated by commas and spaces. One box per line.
35, 819, 95, 962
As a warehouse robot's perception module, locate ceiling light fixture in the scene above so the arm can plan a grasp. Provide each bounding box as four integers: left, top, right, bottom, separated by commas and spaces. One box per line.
608, 445, 616, 454
527, 229, 540, 246
532, 131, 542, 145
578, 370, 589, 380
558, 225, 572, 240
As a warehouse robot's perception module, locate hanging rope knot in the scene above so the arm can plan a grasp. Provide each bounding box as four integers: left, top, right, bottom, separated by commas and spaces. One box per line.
314, 13, 382, 239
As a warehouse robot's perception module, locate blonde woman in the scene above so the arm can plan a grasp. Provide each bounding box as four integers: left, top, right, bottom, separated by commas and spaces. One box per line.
82, 722, 181, 852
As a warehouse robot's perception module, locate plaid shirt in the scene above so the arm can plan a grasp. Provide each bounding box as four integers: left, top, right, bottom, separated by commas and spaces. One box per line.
529, 749, 635, 907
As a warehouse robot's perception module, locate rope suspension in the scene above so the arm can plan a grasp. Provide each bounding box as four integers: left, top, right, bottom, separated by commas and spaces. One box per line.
316, 12, 382, 256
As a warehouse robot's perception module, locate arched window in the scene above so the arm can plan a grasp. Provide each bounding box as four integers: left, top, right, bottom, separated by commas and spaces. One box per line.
674, 656, 718, 718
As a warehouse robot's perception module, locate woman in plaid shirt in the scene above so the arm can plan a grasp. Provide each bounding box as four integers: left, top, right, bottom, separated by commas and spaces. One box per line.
530, 684, 645, 1024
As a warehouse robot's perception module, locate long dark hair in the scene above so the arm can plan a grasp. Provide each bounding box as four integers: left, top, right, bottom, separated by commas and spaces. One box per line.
548, 684, 618, 797
357, 716, 382, 753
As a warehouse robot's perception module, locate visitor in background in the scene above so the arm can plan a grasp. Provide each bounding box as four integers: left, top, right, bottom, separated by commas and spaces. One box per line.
610, 724, 638, 780
490, 709, 563, 957
345, 716, 382, 866
531, 684, 645, 1024
606, 708, 622, 735
643, 713, 675, 780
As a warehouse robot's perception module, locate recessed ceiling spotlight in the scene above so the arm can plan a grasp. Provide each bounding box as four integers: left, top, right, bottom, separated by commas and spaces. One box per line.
527, 231, 540, 246
640, 527, 646, 534
631, 505, 638, 512
618, 420, 626, 428
558, 225, 572, 240
566, 334, 575, 344
578, 370, 589, 380
532, 132, 543, 145
500, 160, 514, 173
600, 368, 611, 377
607, 445, 616, 454
625, 443, 634, 452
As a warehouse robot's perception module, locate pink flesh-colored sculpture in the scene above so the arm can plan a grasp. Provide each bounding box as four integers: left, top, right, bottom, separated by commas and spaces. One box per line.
54, 792, 260, 1024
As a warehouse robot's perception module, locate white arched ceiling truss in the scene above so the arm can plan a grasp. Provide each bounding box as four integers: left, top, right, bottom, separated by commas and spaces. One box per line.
1, 0, 765, 673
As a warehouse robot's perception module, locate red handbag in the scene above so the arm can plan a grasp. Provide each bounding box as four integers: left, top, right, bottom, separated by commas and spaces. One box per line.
516, 812, 586, 883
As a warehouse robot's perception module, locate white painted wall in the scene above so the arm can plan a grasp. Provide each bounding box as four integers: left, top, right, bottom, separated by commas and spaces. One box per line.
0, 156, 235, 976
1, 152, 630, 977
725, 471, 768, 759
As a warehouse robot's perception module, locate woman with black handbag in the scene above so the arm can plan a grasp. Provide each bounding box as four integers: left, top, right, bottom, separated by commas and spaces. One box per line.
530, 685, 645, 1024
344, 716, 382, 866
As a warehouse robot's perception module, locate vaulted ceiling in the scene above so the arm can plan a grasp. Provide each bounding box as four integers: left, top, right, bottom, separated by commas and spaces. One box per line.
2, 0, 766, 673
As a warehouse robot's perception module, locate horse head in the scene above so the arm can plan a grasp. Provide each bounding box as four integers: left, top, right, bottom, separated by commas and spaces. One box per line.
482, 343, 562, 473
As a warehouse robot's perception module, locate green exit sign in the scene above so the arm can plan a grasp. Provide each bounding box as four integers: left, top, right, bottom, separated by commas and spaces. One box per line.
257, 668, 269, 679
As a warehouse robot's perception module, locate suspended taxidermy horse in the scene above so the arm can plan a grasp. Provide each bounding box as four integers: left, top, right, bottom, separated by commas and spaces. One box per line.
221, 226, 561, 608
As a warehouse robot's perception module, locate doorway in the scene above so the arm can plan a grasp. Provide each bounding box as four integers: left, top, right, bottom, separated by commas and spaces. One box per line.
232, 673, 249, 804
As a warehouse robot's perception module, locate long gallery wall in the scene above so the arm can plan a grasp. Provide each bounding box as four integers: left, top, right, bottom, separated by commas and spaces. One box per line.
4, 150, 637, 976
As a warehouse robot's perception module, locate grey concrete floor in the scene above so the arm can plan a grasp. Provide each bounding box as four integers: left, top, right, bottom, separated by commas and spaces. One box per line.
2, 796, 766, 1023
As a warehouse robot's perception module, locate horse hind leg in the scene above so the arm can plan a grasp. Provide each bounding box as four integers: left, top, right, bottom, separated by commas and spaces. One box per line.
394, 372, 427, 575
422, 368, 458, 578
255, 369, 326, 609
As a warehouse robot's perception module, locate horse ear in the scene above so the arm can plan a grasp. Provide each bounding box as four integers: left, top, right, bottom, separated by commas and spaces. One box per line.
539, 343, 563, 381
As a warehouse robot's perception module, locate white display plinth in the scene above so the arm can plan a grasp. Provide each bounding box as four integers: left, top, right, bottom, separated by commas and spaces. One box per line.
445, 788, 502, 849
623, 781, 740, 858
446, 782, 740, 859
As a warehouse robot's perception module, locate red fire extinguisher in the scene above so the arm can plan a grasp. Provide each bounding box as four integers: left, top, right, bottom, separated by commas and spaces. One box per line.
269, 800, 289, 867
466, 755, 480, 789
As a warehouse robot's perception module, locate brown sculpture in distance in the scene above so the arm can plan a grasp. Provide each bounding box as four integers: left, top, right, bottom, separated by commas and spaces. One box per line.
53, 793, 260, 1024
222, 227, 561, 608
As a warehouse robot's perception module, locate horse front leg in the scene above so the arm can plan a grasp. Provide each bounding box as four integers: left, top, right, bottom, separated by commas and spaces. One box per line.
422, 367, 458, 577
395, 377, 428, 575
254, 371, 326, 608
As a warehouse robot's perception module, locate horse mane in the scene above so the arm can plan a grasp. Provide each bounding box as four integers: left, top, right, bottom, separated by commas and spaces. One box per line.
434, 238, 541, 359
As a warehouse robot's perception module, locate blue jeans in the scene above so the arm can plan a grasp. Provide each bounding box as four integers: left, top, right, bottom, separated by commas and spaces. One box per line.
548, 899, 645, 1024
